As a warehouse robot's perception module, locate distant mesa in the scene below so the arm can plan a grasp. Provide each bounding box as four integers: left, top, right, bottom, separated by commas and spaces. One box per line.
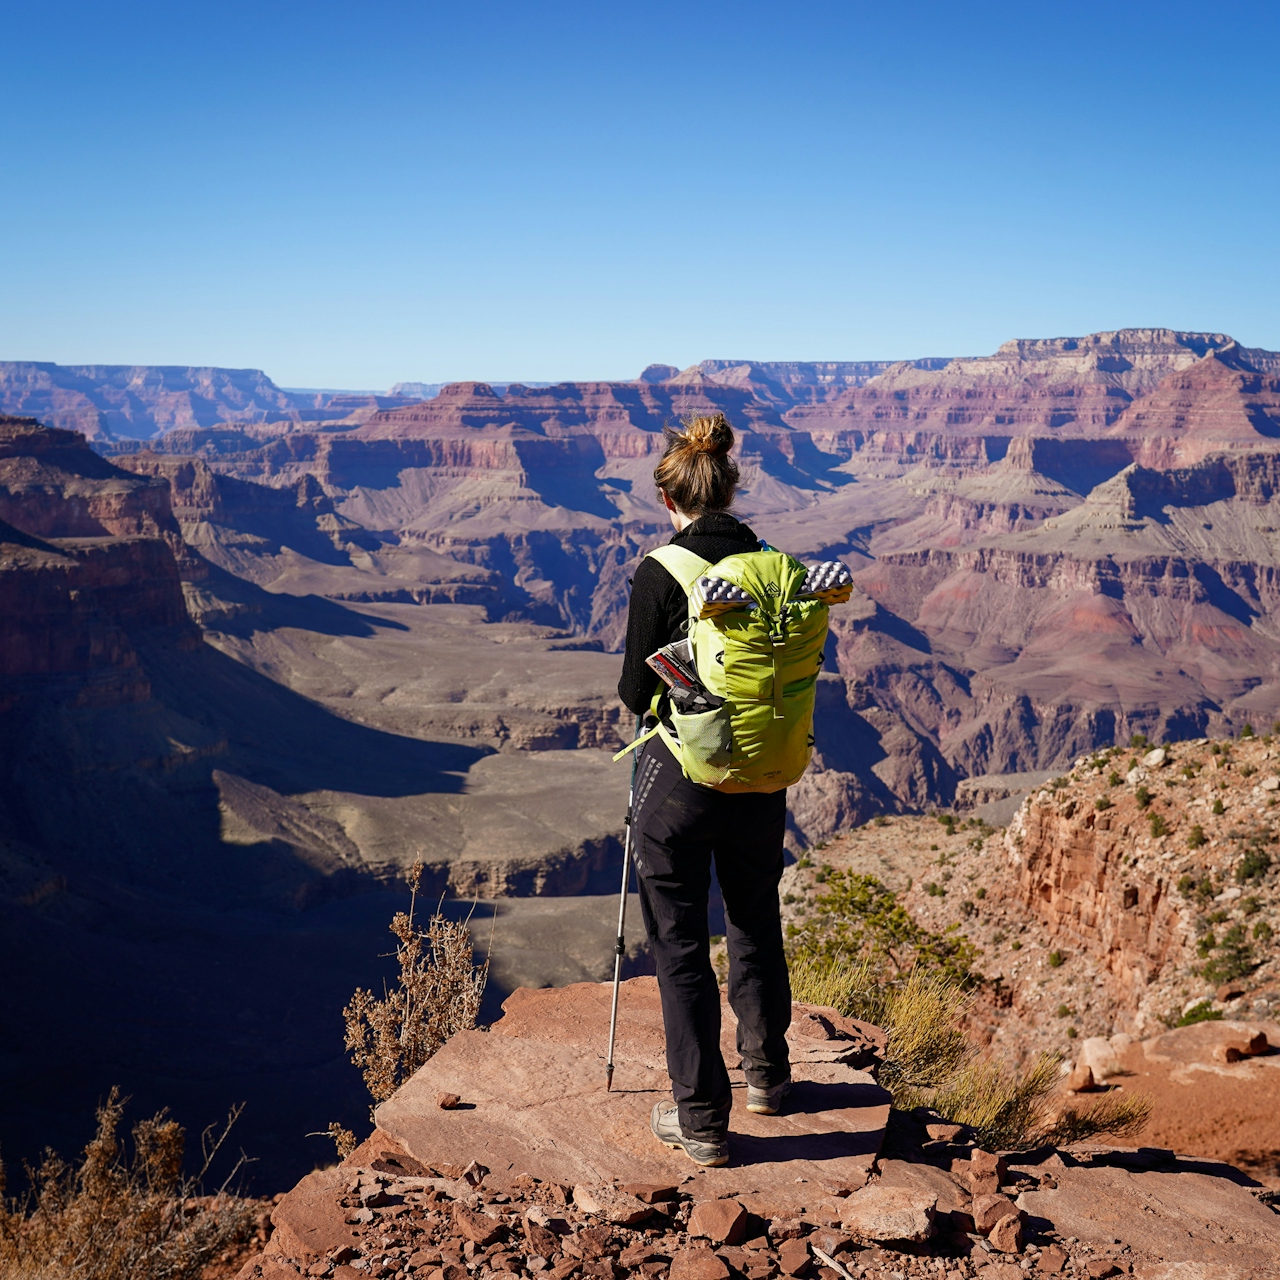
387, 380, 558, 399
387, 381, 445, 399
638, 363, 679, 383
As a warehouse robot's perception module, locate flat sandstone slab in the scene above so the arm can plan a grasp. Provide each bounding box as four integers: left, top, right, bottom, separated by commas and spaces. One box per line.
1016, 1160, 1279, 1276
376, 978, 890, 1210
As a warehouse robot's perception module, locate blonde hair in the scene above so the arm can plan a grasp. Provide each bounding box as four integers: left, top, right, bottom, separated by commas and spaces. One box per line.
653, 412, 740, 517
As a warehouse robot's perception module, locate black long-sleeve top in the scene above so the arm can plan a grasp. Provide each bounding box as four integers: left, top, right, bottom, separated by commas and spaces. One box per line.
617, 511, 762, 716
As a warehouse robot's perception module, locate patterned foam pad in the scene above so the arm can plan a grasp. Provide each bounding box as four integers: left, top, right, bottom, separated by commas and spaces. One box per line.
692, 576, 757, 616
797, 560, 855, 604
692, 561, 854, 618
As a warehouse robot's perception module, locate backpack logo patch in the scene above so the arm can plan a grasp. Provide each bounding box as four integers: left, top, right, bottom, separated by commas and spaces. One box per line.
764, 582, 781, 597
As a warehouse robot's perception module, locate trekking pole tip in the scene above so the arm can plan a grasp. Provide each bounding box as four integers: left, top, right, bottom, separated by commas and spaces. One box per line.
605, 1062, 614, 1092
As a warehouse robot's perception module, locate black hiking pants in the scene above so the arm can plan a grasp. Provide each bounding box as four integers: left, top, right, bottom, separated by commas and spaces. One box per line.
631, 737, 792, 1141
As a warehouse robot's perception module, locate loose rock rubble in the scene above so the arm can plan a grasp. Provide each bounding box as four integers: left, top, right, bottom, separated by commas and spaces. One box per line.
236, 1123, 1279, 1280
234, 972, 1278, 1280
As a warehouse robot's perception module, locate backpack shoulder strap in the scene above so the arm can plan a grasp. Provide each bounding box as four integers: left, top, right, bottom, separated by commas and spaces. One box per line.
646, 544, 712, 595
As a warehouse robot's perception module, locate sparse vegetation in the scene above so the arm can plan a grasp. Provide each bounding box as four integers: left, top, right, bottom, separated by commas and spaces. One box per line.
1108, 771, 1122, 787
1213, 798, 1225, 815
1149, 813, 1169, 838
0, 1088, 257, 1280
1187, 824, 1207, 849
785, 869, 979, 984
1135, 785, 1152, 809
1198, 922, 1253, 985
1255, 921, 1274, 943
325, 1122, 357, 1160
1047, 949, 1064, 968
1048, 1090, 1155, 1147
1172, 870, 1213, 911
1131, 733, 1148, 748
1095, 795, 1112, 811
343, 860, 488, 1104
1236, 847, 1272, 883
790, 958, 1150, 1150
1176, 1001, 1223, 1027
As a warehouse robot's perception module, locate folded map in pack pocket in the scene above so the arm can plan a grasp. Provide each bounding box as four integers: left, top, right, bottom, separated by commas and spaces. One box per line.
645, 638, 699, 690
693, 561, 855, 617
646, 640, 725, 712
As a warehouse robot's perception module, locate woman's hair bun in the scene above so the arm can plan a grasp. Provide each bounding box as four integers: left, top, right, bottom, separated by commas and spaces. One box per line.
653, 411, 740, 516
682, 412, 734, 458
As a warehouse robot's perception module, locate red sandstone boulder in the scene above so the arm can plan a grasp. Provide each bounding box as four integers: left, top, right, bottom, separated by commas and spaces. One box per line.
777, 1237, 811, 1276
839, 1185, 936, 1242
451, 1204, 502, 1245
972, 1194, 1019, 1235
687, 1198, 747, 1245
987, 1211, 1025, 1254
669, 1247, 731, 1280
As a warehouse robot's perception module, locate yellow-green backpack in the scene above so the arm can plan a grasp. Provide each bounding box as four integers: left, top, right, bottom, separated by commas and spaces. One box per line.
620, 544, 831, 793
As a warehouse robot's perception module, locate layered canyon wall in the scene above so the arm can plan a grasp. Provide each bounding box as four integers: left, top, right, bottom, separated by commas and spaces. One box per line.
92, 330, 1280, 837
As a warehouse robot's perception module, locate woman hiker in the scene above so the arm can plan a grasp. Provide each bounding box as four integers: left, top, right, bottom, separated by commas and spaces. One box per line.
617, 412, 793, 1168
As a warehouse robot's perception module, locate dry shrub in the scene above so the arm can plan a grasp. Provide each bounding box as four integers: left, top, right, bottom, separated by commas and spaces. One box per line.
1046, 1090, 1154, 1147
790, 951, 1153, 1151
343, 860, 489, 1103
0, 1088, 257, 1280
917, 1052, 1063, 1151
324, 1123, 357, 1161
791, 954, 971, 1091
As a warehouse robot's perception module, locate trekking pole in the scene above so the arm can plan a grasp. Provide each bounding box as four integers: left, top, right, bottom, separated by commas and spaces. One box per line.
606, 712, 643, 1091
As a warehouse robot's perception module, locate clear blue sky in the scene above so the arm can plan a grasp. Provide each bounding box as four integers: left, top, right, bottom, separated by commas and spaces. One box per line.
1, 0, 1277, 388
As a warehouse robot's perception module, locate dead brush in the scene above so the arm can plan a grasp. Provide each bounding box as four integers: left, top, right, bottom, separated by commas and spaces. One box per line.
790, 951, 1153, 1151
342, 860, 489, 1104
0, 1087, 257, 1280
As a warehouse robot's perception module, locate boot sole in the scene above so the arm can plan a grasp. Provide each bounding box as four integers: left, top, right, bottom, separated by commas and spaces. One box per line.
744, 1102, 780, 1114
658, 1138, 729, 1167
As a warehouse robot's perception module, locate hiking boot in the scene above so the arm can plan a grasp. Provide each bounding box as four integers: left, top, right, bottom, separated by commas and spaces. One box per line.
745, 1077, 792, 1115
650, 1101, 728, 1167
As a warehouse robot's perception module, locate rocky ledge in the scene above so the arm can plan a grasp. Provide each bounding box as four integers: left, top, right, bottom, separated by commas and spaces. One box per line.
237, 980, 1278, 1280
